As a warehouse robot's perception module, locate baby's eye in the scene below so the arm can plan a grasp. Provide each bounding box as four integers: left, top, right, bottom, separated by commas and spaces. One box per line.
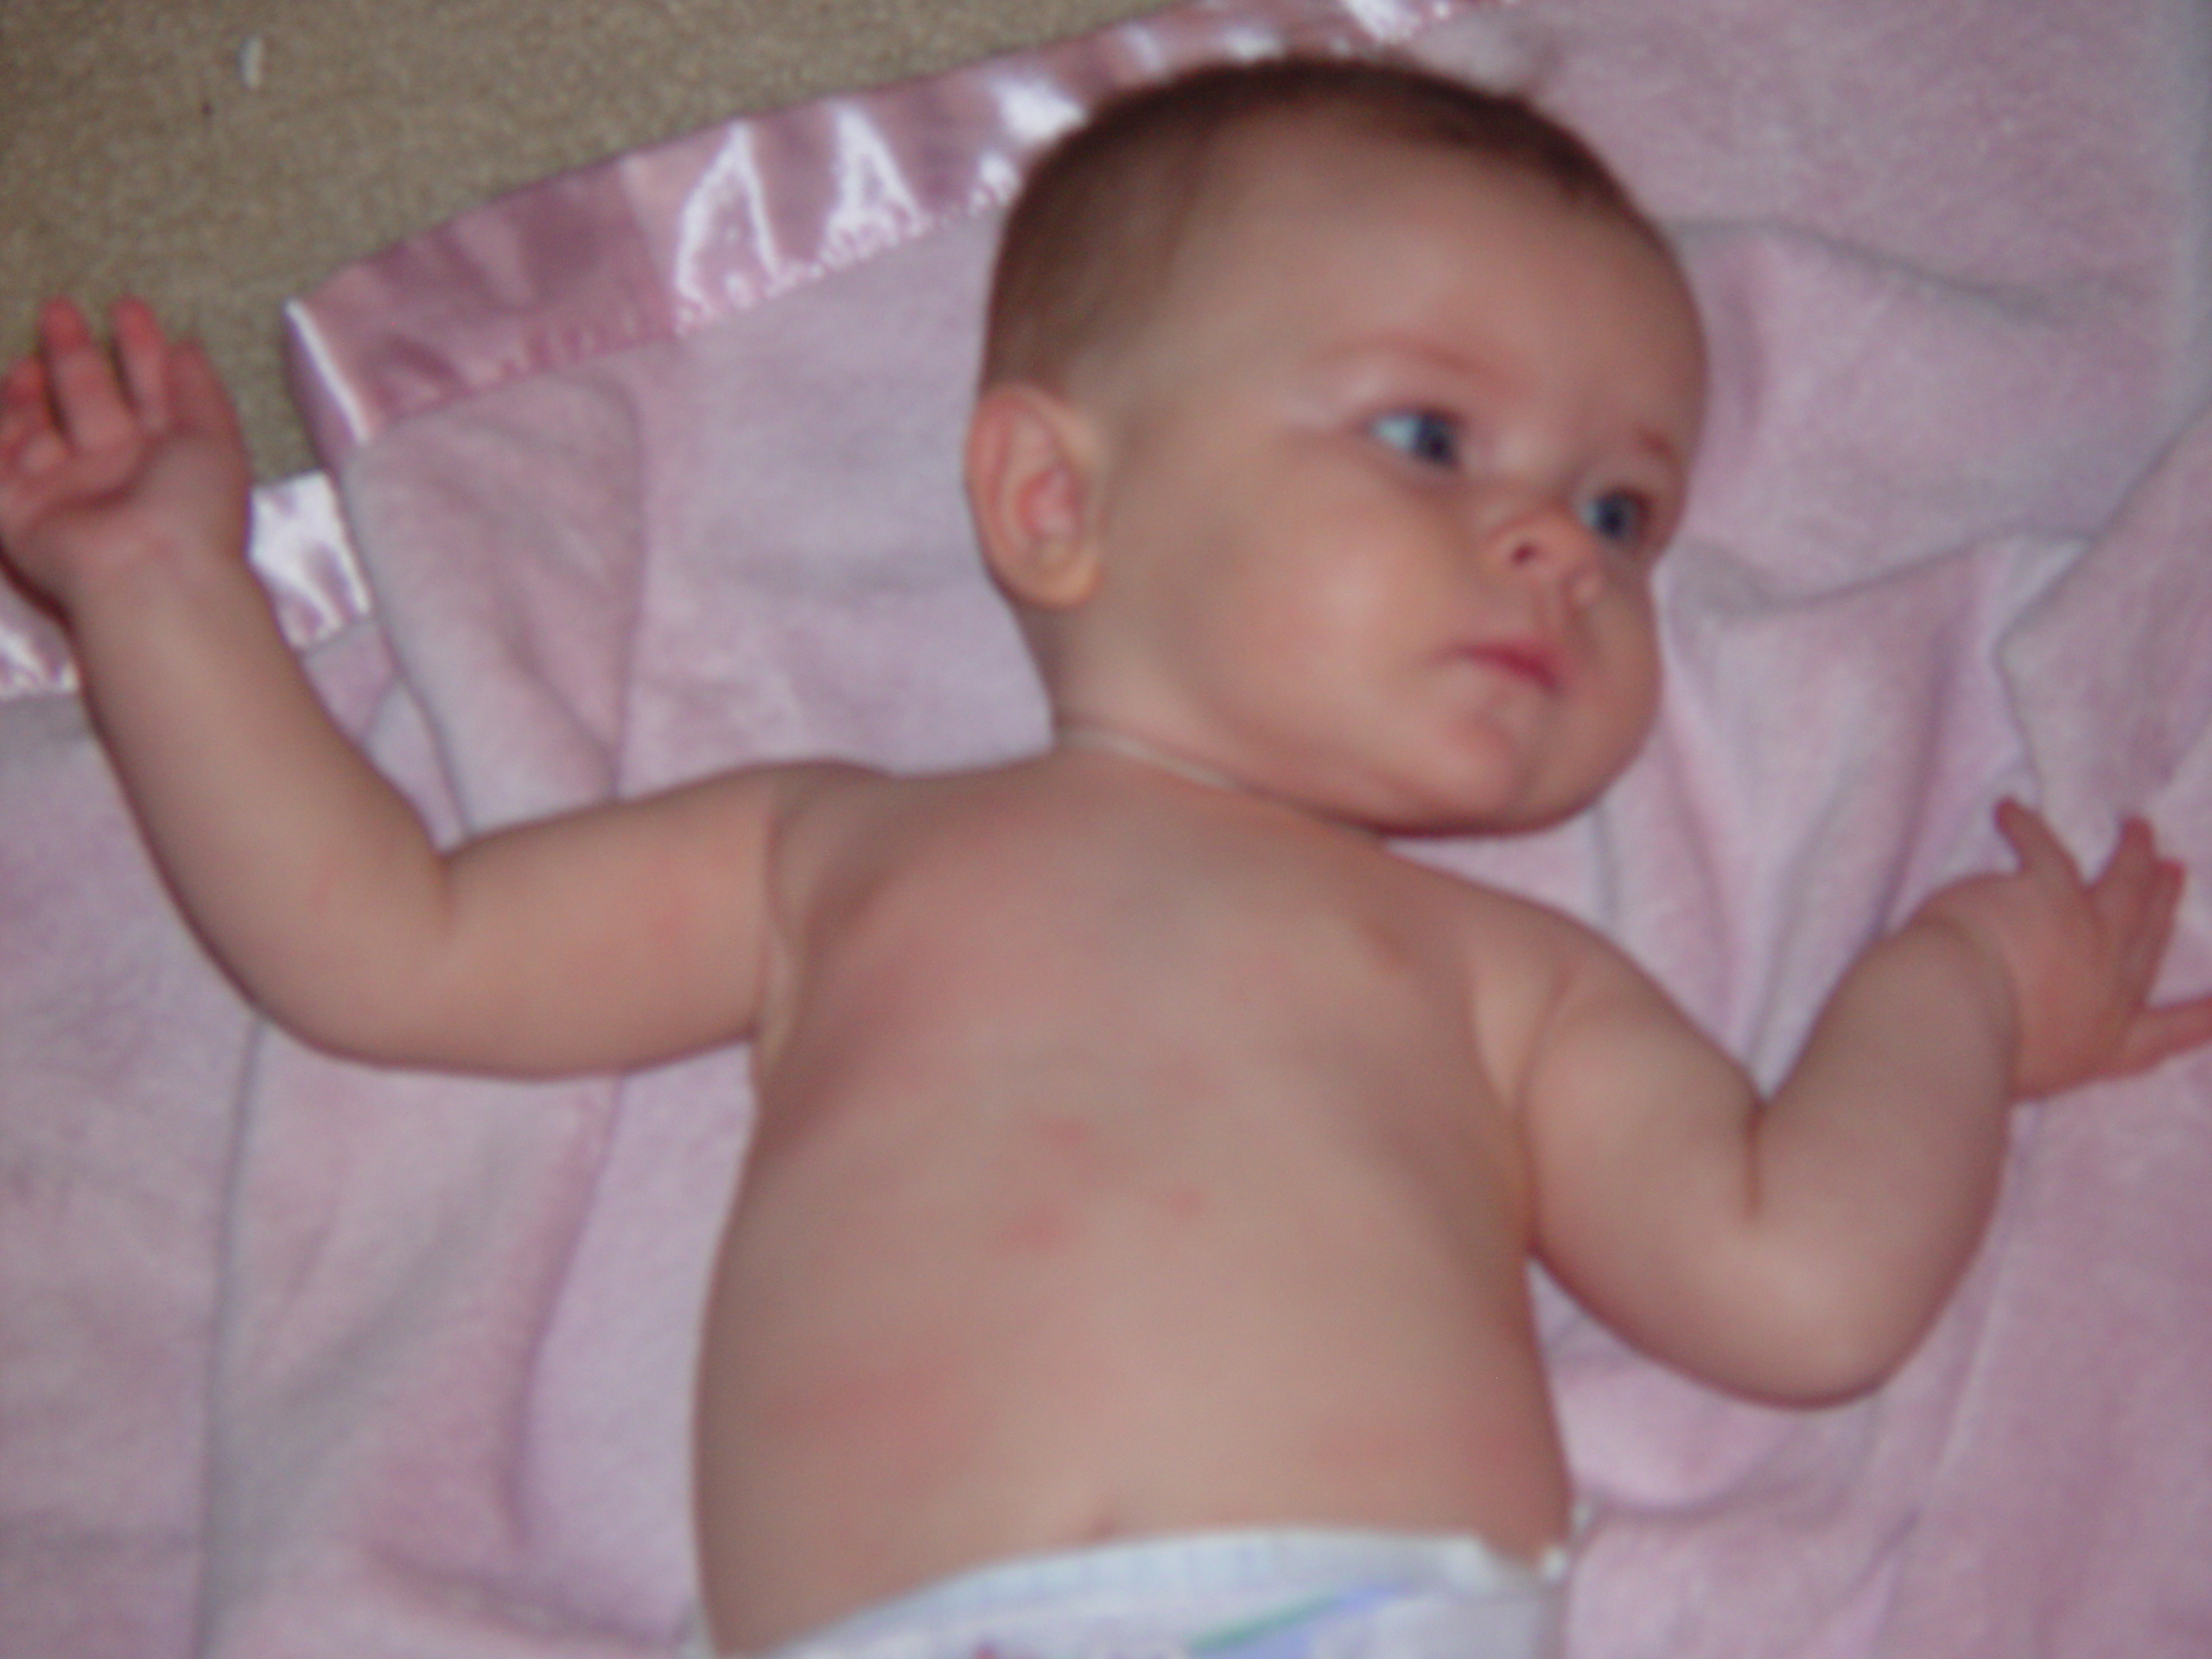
1370, 410, 1460, 468
1580, 489, 1653, 551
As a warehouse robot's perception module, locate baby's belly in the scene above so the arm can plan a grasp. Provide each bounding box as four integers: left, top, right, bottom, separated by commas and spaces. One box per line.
693, 1080, 1571, 1652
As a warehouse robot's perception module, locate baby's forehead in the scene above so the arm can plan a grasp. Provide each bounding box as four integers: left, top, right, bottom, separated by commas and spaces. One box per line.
1190, 114, 1488, 209
1169, 153, 1646, 346
985, 66, 1683, 396
1134, 123, 1706, 431
1175, 118, 1654, 268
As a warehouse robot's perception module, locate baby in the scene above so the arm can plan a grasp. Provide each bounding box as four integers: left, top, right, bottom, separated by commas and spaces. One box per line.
6, 57, 2211, 1659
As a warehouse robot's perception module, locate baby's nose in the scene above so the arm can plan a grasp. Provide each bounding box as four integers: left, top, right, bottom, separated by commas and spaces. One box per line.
1483, 499, 1605, 605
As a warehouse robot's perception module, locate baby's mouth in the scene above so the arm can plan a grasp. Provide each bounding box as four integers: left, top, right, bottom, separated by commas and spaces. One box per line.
1456, 639, 1563, 694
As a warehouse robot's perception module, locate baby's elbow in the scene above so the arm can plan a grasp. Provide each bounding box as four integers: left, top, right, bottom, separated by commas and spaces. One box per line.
246, 977, 429, 1069
1722, 1268, 1931, 1406
1741, 1337, 1905, 1408
233, 952, 483, 1074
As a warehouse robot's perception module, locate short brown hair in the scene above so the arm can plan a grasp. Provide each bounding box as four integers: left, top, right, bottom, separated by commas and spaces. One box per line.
981, 56, 1660, 390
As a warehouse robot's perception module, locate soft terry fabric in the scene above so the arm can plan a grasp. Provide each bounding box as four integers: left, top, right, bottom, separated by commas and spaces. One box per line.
3, 1, 2211, 1656
723, 1530, 1562, 1659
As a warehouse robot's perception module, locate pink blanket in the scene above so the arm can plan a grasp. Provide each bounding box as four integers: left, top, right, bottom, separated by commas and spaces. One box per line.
5, 0, 2210, 1653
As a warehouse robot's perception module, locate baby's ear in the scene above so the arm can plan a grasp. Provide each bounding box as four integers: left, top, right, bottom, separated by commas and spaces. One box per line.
964, 383, 1103, 611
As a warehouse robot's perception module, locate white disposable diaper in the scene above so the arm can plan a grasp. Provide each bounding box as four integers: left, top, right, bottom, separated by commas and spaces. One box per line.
709, 1528, 1566, 1659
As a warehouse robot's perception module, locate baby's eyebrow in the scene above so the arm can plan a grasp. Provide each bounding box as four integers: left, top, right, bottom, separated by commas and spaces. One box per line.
1630, 428, 1695, 486
1304, 334, 1525, 402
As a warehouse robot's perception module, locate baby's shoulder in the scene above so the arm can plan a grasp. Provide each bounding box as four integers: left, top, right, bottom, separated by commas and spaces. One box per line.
1389, 863, 1695, 1128
753, 756, 1026, 897
1395, 858, 1647, 1052
1403, 855, 1611, 966
752, 756, 909, 861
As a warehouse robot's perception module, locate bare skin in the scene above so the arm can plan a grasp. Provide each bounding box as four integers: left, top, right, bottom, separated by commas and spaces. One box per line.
7, 127, 2212, 1655
702, 751, 1583, 1642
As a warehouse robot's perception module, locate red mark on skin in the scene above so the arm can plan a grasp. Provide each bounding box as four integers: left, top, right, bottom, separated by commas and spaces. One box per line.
995, 1201, 1078, 1254
1039, 1114, 1097, 1157
989, 1114, 1106, 1255
1159, 1183, 1207, 1223
758, 1350, 969, 1471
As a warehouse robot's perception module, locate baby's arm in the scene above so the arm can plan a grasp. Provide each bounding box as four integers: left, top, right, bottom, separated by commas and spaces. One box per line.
0, 300, 794, 1074
1521, 804, 2212, 1402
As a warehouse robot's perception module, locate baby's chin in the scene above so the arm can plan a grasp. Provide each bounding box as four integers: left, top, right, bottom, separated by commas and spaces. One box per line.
1052, 697, 1624, 836
1289, 739, 1623, 839
1255, 759, 1608, 841
1375, 721, 1652, 837
1357, 797, 1598, 842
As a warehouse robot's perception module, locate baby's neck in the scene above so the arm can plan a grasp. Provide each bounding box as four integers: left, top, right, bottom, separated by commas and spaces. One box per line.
1052, 721, 1406, 844
1052, 721, 1257, 799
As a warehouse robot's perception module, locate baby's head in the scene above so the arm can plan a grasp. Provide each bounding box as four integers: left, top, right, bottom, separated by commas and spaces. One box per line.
965, 58, 1705, 834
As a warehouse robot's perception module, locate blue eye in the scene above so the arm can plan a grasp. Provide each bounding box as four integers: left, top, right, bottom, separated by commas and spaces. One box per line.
1580, 489, 1651, 550
1370, 410, 1460, 467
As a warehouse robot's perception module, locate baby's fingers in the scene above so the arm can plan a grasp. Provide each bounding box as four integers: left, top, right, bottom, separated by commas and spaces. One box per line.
37, 299, 140, 453
2131, 861, 2187, 989
166, 336, 245, 449
1996, 799, 2082, 888
111, 297, 175, 434
0, 353, 51, 460
2114, 992, 2212, 1077
0, 354, 74, 513
2089, 819, 2171, 944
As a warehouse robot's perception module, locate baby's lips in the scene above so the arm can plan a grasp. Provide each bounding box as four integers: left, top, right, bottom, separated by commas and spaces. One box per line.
1456, 638, 1564, 692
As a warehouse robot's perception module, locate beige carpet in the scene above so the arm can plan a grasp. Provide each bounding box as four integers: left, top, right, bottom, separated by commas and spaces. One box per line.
3, 0, 1160, 481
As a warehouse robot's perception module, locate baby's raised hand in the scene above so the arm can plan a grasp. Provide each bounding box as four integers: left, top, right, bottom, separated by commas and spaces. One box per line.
1922, 802, 2212, 1098
0, 298, 251, 616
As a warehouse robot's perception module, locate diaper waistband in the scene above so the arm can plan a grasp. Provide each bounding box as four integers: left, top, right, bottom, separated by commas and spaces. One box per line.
744, 1526, 1567, 1659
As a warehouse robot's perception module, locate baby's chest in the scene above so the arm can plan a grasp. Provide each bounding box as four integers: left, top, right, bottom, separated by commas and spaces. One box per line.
810, 823, 1493, 1094
757, 804, 1537, 1249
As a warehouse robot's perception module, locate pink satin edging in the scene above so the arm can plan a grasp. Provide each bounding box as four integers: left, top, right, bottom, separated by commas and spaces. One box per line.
281, 0, 1483, 467
0, 473, 361, 700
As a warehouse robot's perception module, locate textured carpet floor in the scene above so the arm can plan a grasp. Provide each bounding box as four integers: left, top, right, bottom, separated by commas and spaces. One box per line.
3, 0, 1160, 480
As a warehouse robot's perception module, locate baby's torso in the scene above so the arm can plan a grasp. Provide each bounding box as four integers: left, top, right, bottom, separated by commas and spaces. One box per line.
694, 757, 1577, 1650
